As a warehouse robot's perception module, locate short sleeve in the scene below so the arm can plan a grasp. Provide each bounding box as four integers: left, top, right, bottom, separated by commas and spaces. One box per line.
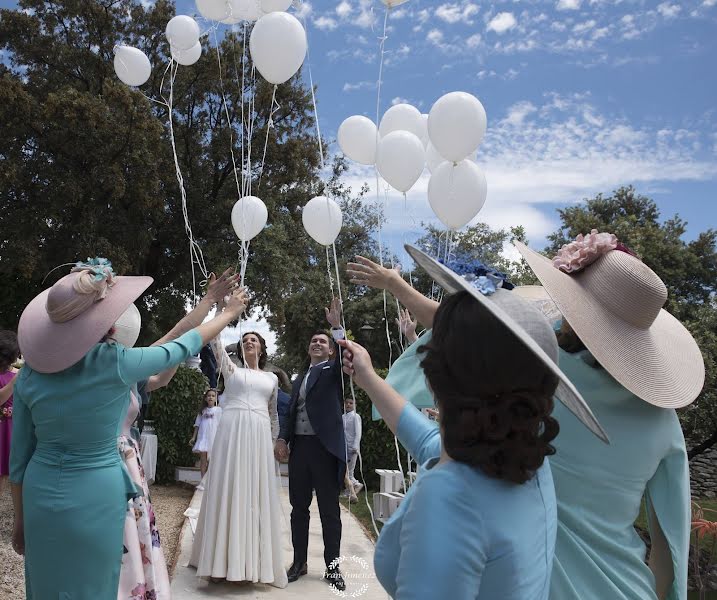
9, 384, 37, 484
119, 330, 203, 385
645, 437, 690, 600
396, 402, 441, 466
395, 470, 487, 599
194, 414, 201, 427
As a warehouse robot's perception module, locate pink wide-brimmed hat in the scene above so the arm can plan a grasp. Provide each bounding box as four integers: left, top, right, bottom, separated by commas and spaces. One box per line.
515, 231, 705, 409
18, 259, 152, 373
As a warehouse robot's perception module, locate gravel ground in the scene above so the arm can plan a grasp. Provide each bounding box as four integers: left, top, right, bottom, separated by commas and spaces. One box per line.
0, 483, 195, 599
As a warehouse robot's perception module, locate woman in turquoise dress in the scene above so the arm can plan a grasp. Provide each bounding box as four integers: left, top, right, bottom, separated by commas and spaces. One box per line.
10, 259, 248, 599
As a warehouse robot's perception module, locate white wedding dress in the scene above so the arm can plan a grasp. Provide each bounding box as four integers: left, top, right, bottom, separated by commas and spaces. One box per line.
189, 338, 289, 587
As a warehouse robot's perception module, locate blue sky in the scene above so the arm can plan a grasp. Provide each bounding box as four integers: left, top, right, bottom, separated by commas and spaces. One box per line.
3, 0, 716, 351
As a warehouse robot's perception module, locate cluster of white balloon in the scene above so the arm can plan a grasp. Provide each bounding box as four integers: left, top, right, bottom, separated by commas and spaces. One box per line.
114, 1, 342, 264
338, 91, 488, 231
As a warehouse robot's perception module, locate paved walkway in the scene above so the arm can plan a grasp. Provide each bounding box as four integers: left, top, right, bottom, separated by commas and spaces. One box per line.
170, 486, 388, 599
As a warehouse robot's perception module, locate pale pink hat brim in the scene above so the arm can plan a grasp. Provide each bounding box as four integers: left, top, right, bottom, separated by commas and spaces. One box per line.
18, 275, 153, 373
514, 241, 704, 408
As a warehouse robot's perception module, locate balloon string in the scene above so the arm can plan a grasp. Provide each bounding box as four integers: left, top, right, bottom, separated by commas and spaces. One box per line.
257, 84, 279, 190
213, 29, 243, 206
302, 13, 325, 172
166, 59, 209, 307
325, 245, 336, 301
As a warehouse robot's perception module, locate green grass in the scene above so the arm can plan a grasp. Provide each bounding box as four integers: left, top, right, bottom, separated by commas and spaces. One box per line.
340, 489, 383, 542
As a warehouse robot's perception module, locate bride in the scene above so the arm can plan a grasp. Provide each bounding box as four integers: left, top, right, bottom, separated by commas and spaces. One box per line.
189, 315, 288, 587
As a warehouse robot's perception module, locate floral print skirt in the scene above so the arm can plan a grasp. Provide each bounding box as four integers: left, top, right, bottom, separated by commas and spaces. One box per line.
118, 435, 170, 600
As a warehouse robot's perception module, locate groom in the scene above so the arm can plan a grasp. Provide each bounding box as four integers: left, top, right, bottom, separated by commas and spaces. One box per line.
275, 298, 347, 591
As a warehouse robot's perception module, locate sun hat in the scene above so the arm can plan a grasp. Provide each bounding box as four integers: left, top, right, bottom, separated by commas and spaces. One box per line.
112, 303, 142, 348
514, 231, 704, 409
513, 286, 563, 324
18, 258, 152, 373
405, 245, 609, 443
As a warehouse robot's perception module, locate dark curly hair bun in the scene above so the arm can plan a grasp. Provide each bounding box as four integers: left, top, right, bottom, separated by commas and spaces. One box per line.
419, 291, 560, 484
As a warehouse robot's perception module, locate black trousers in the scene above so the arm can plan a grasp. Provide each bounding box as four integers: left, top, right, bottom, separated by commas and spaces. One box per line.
288, 435, 341, 567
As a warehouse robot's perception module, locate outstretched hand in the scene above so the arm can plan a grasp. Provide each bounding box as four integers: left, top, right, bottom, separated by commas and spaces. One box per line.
337, 339, 376, 389
204, 268, 241, 304
325, 297, 342, 329
347, 256, 401, 292
222, 288, 249, 318
396, 308, 418, 344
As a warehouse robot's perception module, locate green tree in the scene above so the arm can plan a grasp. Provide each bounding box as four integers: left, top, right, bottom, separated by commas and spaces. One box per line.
546, 187, 717, 456
0, 0, 334, 348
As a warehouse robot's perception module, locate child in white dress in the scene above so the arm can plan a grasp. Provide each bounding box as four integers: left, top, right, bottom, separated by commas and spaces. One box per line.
190, 389, 222, 480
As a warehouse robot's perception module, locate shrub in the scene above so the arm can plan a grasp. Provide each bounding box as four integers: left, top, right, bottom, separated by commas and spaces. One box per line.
148, 366, 208, 483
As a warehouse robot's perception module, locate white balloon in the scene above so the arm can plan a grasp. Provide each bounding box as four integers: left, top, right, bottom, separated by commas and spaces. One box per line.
261, 0, 292, 12
250, 12, 307, 84
165, 15, 200, 51
426, 142, 446, 173
231, 196, 268, 241
418, 113, 430, 148
114, 303, 141, 348
196, 0, 231, 21
114, 46, 151, 87
428, 160, 487, 230
231, 0, 263, 21
302, 196, 343, 246
376, 131, 425, 193
338, 116, 377, 166
428, 92, 487, 163
379, 103, 423, 138
171, 42, 202, 66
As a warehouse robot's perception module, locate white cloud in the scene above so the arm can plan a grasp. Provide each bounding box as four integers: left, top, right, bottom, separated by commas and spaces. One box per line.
390, 8, 408, 19
356, 0, 376, 28
295, 1, 312, 19
435, 2, 480, 24
657, 2, 681, 18
391, 96, 410, 105
343, 80, 376, 92
487, 12, 517, 34
336, 0, 352, 19
314, 15, 338, 30
704, 0, 717, 7
505, 101, 537, 125
556, 0, 581, 10
466, 33, 482, 48
427, 29, 445, 45
573, 19, 596, 34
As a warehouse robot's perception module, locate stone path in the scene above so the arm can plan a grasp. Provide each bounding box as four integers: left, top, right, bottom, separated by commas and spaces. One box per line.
170, 486, 388, 599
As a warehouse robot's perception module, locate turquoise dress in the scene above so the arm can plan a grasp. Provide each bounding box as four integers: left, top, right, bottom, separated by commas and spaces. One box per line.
377, 379, 557, 599
10, 330, 203, 600
550, 348, 690, 600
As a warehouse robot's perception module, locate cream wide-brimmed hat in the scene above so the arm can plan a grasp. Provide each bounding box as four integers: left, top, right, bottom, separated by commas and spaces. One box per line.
514, 234, 704, 409
18, 259, 152, 373
405, 245, 608, 443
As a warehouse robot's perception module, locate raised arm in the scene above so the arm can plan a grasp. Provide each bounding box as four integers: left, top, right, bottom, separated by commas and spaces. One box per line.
347, 256, 439, 330
120, 290, 247, 386
210, 335, 237, 381
152, 268, 240, 347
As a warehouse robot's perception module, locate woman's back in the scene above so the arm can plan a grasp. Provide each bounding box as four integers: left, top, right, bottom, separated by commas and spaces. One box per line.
550, 349, 689, 600
374, 403, 557, 600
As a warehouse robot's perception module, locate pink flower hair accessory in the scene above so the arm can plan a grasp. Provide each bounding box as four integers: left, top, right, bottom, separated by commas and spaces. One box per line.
553, 229, 618, 274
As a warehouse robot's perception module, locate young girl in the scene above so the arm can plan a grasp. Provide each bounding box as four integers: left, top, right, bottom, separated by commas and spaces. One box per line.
0, 330, 20, 495
190, 389, 222, 479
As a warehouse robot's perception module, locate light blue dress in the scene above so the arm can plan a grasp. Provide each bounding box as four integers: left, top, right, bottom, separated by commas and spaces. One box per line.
550, 348, 690, 600
10, 330, 203, 600
373, 400, 557, 599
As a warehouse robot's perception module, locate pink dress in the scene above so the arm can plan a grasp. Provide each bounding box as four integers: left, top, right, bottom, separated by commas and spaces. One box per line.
117, 391, 171, 600
0, 370, 16, 476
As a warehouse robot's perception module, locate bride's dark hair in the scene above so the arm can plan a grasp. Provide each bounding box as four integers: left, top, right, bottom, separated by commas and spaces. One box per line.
418, 291, 560, 485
